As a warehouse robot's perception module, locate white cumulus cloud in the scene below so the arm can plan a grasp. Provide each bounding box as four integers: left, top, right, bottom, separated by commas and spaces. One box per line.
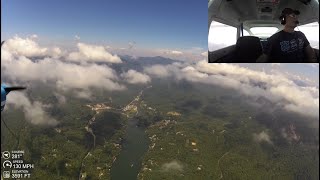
7, 92, 59, 126
74, 35, 80, 41
67, 43, 122, 63
162, 49, 183, 56
253, 131, 273, 145
201, 51, 208, 57
161, 160, 183, 172
2, 48, 125, 92
121, 70, 151, 84
144, 65, 171, 78
144, 62, 319, 118
3, 35, 48, 57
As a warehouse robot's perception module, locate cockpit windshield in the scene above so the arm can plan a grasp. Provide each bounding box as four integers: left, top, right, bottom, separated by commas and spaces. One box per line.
250, 27, 279, 38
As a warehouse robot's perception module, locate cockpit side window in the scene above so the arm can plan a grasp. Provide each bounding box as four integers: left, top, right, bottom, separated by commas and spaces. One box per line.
208, 21, 237, 51
297, 22, 319, 49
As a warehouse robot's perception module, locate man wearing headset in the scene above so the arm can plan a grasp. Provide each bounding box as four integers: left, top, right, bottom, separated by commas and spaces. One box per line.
257, 8, 317, 62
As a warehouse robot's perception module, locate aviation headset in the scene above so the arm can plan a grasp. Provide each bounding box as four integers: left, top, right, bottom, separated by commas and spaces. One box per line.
280, 15, 286, 25
279, 8, 300, 25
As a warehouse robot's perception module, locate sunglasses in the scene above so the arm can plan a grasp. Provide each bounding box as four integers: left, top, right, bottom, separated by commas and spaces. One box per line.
288, 14, 298, 18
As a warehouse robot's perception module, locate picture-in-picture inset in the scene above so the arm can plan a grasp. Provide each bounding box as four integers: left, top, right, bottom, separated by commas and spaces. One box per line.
208, 0, 319, 63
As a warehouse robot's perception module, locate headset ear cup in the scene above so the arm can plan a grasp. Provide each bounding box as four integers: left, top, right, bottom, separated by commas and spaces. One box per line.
281, 17, 286, 25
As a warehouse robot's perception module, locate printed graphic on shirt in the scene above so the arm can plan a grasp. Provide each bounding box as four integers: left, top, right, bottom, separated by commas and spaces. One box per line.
290, 39, 297, 50
280, 41, 290, 52
298, 38, 304, 49
280, 38, 304, 53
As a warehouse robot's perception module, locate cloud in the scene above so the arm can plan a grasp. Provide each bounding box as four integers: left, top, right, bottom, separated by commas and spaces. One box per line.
49, 47, 63, 58
2, 48, 125, 93
300, 86, 319, 98
2, 35, 318, 120
7, 92, 59, 126
128, 41, 136, 49
144, 65, 171, 78
280, 126, 300, 143
2, 38, 127, 126
144, 63, 185, 79
67, 43, 122, 63
3, 35, 48, 57
121, 70, 151, 84
53, 62, 124, 91
253, 131, 273, 145
144, 62, 319, 118
181, 66, 208, 81
30, 34, 38, 39
308, 63, 319, 69
163, 50, 183, 55
170, 51, 183, 55
53, 92, 66, 104
161, 160, 183, 172
2, 35, 65, 59
273, 70, 318, 88
162, 47, 206, 62
201, 51, 208, 57
196, 63, 319, 118
105, 46, 112, 50
74, 35, 80, 41
75, 90, 93, 99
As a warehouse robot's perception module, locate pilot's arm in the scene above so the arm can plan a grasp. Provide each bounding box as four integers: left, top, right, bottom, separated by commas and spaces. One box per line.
304, 45, 317, 62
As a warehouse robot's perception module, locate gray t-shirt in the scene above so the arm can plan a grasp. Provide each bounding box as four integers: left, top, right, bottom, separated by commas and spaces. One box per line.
264, 30, 309, 62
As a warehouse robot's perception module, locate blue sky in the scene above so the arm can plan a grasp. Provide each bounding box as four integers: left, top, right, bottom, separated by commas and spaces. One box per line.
1, 0, 207, 50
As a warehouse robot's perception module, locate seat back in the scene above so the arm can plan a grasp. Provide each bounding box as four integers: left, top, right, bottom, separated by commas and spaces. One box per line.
234, 36, 263, 62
